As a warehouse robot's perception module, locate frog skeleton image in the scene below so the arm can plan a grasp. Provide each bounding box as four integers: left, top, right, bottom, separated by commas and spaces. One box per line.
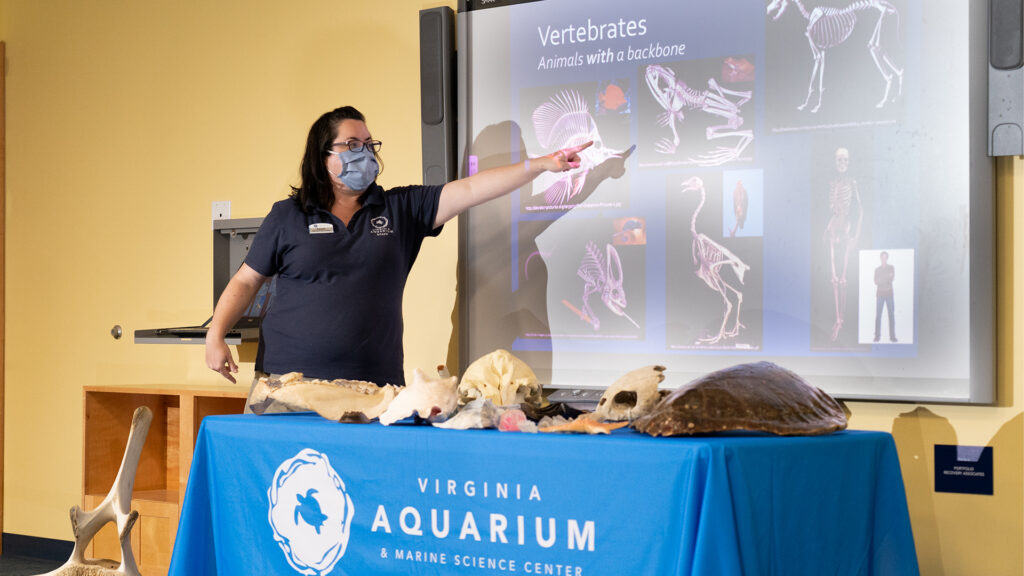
645, 63, 753, 165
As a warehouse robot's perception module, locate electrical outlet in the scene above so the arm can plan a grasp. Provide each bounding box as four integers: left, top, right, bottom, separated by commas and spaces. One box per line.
212, 201, 231, 221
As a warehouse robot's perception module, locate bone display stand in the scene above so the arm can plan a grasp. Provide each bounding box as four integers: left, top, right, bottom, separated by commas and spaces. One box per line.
77, 385, 248, 576
41, 406, 152, 576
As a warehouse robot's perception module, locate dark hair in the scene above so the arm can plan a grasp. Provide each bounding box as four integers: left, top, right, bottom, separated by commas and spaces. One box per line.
289, 106, 383, 211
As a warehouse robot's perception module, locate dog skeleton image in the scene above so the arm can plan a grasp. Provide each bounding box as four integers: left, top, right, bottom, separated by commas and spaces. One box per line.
680, 177, 750, 344
644, 63, 753, 166
767, 0, 904, 113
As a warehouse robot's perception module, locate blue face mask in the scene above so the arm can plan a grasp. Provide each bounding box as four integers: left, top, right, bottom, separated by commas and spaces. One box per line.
329, 148, 379, 191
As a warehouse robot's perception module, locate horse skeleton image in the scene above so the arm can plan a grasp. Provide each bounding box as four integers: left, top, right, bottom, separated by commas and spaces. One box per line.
767, 0, 904, 113
531, 90, 622, 205
645, 64, 753, 166
681, 177, 750, 344
576, 241, 639, 331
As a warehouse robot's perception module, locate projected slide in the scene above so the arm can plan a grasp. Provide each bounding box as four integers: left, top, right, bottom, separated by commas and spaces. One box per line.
459, 0, 991, 402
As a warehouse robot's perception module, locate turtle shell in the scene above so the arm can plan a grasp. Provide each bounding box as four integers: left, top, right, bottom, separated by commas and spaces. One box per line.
632, 361, 847, 436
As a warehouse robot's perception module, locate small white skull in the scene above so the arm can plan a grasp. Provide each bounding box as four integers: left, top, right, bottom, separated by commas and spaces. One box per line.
378, 368, 460, 426
591, 365, 665, 422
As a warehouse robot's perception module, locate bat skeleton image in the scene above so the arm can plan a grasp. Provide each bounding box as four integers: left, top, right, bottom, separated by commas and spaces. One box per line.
576, 241, 639, 331
531, 89, 622, 205
645, 64, 753, 166
767, 0, 904, 113
681, 177, 750, 344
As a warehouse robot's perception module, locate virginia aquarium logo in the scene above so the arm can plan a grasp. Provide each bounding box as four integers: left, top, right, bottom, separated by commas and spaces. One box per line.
268, 449, 355, 575
370, 216, 394, 237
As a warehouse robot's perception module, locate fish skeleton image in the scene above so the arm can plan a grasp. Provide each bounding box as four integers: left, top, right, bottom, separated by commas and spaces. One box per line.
531, 89, 622, 205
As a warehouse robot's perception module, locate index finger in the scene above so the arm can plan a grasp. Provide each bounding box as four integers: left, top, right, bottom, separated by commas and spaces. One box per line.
218, 367, 237, 384
566, 140, 594, 155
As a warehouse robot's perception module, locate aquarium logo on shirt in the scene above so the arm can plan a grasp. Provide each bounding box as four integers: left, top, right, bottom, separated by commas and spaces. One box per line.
370, 216, 394, 237
268, 449, 355, 575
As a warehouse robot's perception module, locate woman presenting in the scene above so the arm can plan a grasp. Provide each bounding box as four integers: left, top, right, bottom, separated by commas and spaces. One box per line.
205, 106, 589, 396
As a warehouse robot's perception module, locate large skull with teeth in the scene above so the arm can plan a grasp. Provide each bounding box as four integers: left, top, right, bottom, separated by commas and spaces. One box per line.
591, 365, 665, 422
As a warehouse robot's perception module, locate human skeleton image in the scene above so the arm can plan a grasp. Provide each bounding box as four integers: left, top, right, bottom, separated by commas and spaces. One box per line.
825, 147, 863, 341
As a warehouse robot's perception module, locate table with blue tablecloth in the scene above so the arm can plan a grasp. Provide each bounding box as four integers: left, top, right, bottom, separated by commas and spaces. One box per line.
168, 413, 918, 576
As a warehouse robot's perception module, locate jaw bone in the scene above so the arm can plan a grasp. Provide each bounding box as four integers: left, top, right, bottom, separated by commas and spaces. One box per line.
250, 372, 399, 421
42, 406, 152, 576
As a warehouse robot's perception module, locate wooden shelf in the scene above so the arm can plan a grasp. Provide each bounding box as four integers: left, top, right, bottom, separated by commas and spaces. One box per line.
83, 385, 247, 576
85, 489, 180, 505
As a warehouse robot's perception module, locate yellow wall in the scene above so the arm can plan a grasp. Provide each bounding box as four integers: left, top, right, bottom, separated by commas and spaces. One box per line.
0, 0, 459, 538
0, 1, 1020, 573
843, 158, 1023, 575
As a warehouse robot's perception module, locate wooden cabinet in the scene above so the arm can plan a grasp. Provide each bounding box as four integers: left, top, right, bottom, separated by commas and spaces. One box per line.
83, 385, 247, 576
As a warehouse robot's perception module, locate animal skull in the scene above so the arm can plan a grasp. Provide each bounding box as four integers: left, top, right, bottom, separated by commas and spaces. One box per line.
458, 349, 543, 406
591, 365, 665, 422
378, 368, 459, 426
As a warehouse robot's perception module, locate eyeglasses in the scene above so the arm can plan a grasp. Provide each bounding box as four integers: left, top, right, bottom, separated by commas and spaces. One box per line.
329, 139, 383, 153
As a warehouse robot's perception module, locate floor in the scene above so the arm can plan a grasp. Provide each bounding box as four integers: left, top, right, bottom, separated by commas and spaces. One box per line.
0, 554, 63, 575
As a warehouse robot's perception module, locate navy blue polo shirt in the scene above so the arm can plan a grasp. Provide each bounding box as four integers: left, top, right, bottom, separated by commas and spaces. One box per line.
244, 183, 444, 385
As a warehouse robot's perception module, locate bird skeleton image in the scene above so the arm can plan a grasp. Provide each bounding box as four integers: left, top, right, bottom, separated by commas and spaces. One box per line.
767, 0, 904, 113
681, 177, 750, 344
826, 147, 862, 341
576, 241, 639, 331
644, 64, 753, 166
530, 89, 622, 205
42, 407, 152, 576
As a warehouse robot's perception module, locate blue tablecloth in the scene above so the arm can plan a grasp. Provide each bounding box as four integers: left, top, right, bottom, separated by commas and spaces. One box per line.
169, 414, 918, 576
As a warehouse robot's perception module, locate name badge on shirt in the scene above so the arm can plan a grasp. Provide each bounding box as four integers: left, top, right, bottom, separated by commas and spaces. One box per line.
309, 223, 334, 234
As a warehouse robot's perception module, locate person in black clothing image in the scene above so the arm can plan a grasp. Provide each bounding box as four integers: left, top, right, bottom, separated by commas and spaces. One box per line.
873, 251, 896, 343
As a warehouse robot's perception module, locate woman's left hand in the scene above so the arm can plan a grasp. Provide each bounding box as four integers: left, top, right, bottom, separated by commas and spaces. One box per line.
545, 141, 593, 172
